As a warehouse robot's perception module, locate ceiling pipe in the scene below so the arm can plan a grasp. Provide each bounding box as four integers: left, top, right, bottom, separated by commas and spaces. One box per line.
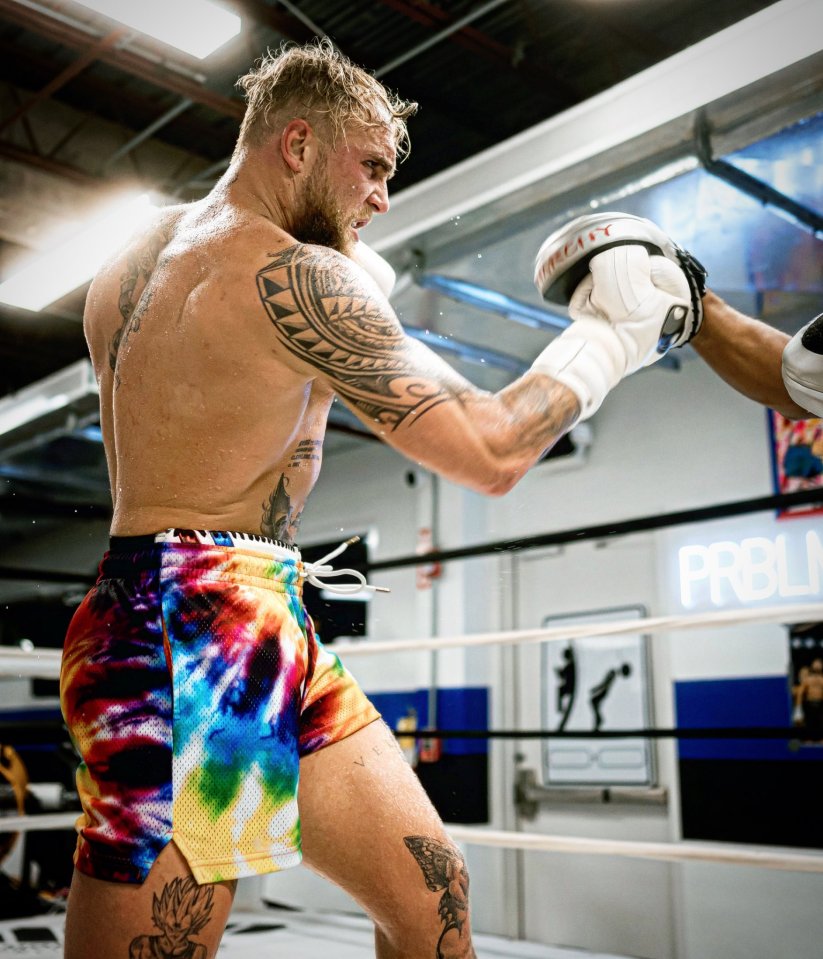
696, 116, 823, 237
405, 325, 526, 375
103, 97, 194, 170
417, 273, 568, 332
375, 0, 511, 77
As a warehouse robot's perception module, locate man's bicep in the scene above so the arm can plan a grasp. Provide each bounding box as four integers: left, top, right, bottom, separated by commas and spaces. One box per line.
256, 242, 475, 432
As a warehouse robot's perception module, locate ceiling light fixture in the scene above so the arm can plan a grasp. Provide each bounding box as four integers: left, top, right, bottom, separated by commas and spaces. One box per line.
72, 0, 241, 58
0, 192, 158, 312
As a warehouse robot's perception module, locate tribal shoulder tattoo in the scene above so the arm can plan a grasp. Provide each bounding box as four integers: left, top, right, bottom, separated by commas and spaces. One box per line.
256, 244, 465, 430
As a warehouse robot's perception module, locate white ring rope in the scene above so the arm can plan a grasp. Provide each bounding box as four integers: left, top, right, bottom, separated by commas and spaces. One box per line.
447, 826, 823, 873
0, 812, 77, 832
3, 602, 823, 873
1, 602, 822, 677
3, 814, 822, 873
335, 602, 823, 657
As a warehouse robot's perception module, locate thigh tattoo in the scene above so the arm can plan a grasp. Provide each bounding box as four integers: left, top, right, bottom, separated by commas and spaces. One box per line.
129, 877, 215, 959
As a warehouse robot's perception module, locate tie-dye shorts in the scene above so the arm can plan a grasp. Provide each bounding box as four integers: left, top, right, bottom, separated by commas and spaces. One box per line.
60, 530, 380, 885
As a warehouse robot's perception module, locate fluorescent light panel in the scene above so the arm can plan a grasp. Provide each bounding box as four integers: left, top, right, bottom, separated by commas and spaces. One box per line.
0, 193, 158, 311
73, 0, 241, 58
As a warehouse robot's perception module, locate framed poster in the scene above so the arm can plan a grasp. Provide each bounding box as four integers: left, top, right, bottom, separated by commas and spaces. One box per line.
541, 606, 655, 787
769, 410, 823, 518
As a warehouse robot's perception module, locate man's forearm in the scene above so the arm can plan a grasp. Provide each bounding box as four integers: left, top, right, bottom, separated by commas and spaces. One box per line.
691, 291, 809, 419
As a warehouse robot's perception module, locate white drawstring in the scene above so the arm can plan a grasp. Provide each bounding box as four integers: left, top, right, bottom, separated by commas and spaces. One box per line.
301, 536, 389, 595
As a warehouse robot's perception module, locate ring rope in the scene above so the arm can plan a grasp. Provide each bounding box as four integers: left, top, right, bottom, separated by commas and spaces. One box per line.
0, 812, 77, 832
4, 813, 822, 874
336, 602, 823, 656
447, 826, 823, 873
1, 602, 821, 677
0, 723, 812, 746
398, 726, 814, 740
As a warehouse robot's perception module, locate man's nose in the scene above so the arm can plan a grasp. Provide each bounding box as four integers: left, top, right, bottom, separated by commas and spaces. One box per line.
369, 181, 390, 215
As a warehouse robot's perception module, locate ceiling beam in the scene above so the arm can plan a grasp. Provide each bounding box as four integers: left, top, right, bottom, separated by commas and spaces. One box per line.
0, 140, 99, 185
0, 40, 232, 167
367, 0, 823, 254
0, 26, 129, 136
0, 0, 245, 120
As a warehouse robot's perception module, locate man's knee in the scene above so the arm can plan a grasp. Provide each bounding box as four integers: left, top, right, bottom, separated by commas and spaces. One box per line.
379, 836, 475, 957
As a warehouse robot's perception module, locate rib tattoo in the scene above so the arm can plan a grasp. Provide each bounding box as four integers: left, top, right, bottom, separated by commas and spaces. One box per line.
261, 473, 303, 543
404, 836, 475, 958
256, 245, 462, 430
129, 877, 214, 959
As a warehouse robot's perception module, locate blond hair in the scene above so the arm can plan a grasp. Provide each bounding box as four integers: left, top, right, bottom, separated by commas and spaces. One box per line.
236, 39, 418, 160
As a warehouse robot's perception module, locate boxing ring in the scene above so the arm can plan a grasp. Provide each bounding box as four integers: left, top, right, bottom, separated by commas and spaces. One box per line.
2, 590, 823, 956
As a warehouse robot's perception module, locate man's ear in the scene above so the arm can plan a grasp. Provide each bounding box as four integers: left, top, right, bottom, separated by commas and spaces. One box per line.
281, 118, 317, 173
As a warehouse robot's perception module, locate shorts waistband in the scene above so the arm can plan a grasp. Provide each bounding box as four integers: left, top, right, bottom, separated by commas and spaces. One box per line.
110, 528, 301, 562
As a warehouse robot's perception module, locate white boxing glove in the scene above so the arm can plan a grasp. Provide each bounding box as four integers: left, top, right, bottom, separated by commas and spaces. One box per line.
350, 241, 396, 298
573, 245, 692, 372
531, 315, 631, 421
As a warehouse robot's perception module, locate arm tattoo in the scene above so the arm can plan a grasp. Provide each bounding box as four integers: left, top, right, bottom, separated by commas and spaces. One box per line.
110, 220, 175, 381
404, 836, 475, 959
261, 473, 303, 543
129, 876, 214, 958
257, 244, 465, 430
288, 438, 322, 468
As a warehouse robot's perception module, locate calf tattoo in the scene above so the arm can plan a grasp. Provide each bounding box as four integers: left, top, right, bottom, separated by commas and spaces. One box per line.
404, 836, 475, 958
129, 877, 214, 958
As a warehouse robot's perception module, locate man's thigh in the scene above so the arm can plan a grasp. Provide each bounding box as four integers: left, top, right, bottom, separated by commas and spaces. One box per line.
64, 841, 236, 959
298, 719, 474, 957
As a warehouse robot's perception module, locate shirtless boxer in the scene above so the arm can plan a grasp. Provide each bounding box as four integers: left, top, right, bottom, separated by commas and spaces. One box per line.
60, 42, 681, 959
533, 211, 822, 420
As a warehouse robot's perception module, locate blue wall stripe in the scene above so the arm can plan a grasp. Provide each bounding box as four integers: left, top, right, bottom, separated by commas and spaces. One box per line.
367, 687, 489, 756
675, 676, 823, 761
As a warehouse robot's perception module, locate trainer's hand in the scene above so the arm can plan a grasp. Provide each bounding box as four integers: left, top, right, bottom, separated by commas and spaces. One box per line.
573, 245, 692, 371
350, 241, 396, 298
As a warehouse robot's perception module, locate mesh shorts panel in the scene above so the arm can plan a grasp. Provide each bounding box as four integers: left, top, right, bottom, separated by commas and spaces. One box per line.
60, 569, 173, 883
61, 540, 379, 885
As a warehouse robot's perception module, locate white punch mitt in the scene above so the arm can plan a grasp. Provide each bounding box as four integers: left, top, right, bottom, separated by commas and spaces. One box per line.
782, 314, 823, 417
534, 211, 707, 352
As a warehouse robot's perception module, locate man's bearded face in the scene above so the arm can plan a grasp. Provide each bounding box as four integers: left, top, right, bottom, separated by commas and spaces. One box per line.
290, 151, 351, 253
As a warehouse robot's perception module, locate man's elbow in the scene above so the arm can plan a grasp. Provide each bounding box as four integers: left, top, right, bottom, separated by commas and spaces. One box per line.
467, 461, 530, 497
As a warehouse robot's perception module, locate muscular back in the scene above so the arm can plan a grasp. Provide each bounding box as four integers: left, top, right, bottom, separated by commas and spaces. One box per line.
85, 200, 332, 541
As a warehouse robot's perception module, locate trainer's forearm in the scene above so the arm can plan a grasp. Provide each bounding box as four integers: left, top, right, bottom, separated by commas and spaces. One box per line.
691, 291, 808, 419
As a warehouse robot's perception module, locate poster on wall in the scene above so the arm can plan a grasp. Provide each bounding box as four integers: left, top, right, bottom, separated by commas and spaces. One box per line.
790, 621, 823, 745
541, 606, 655, 786
769, 410, 823, 518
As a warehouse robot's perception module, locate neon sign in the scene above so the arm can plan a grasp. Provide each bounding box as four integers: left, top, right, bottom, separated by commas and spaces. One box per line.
679, 530, 823, 608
